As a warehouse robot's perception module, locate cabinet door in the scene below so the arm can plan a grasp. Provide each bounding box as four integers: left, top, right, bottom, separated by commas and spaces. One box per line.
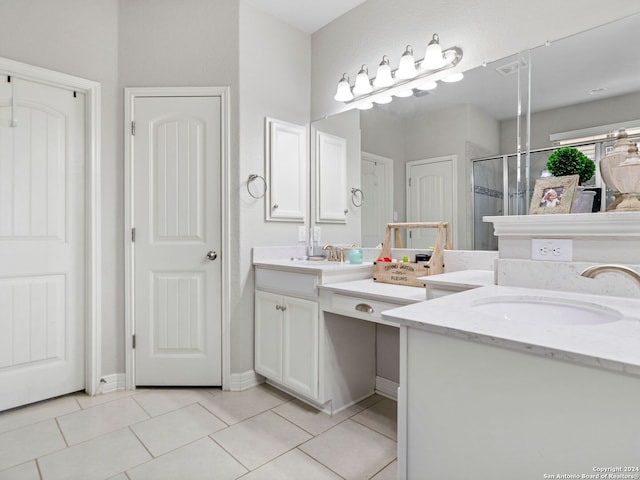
316, 131, 347, 223
265, 118, 307, 222
255, 291, 283, 381
282, 296, 319, 399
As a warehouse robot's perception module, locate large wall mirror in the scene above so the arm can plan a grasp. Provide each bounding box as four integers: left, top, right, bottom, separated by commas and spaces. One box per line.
310, 13, 640, 250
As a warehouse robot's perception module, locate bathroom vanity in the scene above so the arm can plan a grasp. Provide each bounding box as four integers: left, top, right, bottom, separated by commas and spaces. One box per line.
253, 257, 378, 413
253, 247, 496, 414
383, 285, 640, 480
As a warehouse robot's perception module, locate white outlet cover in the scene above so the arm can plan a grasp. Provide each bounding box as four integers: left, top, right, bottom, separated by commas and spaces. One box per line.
531, 239, 573, 261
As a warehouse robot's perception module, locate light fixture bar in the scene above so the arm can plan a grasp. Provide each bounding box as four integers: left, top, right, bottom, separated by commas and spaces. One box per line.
344, 46, 463, 108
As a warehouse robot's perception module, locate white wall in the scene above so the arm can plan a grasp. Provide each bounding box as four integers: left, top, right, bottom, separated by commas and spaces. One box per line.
0, 0, 120, 374
237, 2, 311, 374
500, 91, 640, 152
311, 0, 640, 120
0, 0, 311, 381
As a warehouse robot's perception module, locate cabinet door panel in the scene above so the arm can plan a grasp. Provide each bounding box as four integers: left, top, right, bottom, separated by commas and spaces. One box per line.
255, 291, 282, 380
282, 297, 319, 399
265, 118, 307, 222
316, 131, 347, 223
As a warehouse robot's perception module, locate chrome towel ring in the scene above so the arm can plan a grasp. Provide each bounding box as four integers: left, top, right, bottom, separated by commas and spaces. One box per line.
351, 187, 364, 207
247, 174, 267, 199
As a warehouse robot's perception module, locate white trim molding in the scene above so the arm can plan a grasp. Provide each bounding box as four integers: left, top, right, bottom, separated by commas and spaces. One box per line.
485, 212, 640, 237
0, 57, 102, 397
124, 86, 231, 391
375, 376, 399, 401
227, 370, 264, 392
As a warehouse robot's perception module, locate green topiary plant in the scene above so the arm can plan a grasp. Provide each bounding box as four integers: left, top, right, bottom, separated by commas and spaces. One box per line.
546, 147, 595, 185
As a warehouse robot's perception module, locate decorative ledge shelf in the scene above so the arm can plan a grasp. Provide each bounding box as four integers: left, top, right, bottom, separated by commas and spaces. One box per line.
484, 212, 640, 237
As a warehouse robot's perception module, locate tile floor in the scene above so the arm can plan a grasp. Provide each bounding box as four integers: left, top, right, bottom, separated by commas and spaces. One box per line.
0, 384, 397, 480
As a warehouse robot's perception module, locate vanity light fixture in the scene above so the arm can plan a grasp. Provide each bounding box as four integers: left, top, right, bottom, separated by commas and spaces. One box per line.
373, 55, 394, 88
357, 102, 374, 110
396, 45, 418, 79
373, 95, 393, 104
333, 33, 463, 108
423, 34, 446, 69
353, 65, 373, 95
394, 88, 414, 98
334, 73, 354, 101
442, 72, 464, 83
416, 80, 438, 91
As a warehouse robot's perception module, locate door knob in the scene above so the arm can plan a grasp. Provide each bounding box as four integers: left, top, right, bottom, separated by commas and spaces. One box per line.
206, 251, 218, 261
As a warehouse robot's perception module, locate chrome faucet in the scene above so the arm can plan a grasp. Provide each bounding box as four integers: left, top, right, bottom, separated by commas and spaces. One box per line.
580, 264, 640, 288
322, 244, 339, 262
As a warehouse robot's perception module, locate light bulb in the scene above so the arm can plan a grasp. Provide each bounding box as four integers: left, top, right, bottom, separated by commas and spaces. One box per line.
423, 34, 445, 70
416, 80, 438, 91
353, 65, 373, 95
373, 55, 394, 88
334, 74, 354, 102
394, 89, 413, 98
373, 95, 392, 104
396, 45, 417, 79
442, 72, 464, 83
357, 102, 374, 110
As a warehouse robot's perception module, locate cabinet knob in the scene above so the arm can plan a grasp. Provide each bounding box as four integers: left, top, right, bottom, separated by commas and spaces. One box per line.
275, 304, 286, 311
273, 204, 279, 210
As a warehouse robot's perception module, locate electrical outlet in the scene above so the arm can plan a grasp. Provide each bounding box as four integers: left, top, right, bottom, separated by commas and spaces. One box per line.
298, 226, 307, 242
313, 226, 321, 243
531, 239, 573, 261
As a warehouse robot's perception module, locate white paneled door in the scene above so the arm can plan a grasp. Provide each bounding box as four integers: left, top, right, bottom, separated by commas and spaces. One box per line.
407, 156, 455, 249
133, 96, 222, 386
0, 77, 85, 411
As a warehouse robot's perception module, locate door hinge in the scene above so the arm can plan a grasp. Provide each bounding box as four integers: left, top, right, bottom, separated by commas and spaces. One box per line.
131, 121, 135, 136
131, 227, 136, 242
408, 177, 412, 187
132, 334, 136, 349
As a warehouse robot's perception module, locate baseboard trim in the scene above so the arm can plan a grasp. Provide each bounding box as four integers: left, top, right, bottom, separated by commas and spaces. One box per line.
227, 370, 263, 391
375, 376, 398, 401
97, 373, 126, 394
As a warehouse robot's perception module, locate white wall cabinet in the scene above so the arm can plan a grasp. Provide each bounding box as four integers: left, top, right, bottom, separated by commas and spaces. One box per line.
255, 290, 319, 400
265, 117, 307, 222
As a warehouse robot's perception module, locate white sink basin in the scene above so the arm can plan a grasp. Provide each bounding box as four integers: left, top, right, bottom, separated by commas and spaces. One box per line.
470, 295, 623, 326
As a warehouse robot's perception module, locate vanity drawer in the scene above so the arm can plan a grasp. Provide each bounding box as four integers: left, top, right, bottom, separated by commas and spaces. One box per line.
255, 268, 318, 297
326, 293, 402, 327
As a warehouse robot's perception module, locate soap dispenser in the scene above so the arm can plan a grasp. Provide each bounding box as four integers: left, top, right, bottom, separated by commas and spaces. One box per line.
349, 246, 363, 264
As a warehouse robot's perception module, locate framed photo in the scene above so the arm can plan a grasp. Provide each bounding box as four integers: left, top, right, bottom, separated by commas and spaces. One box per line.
529, 175, 579, 214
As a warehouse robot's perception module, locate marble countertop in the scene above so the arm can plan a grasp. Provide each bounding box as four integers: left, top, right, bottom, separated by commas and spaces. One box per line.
253, 259, 373, 275
319, 279, 426, 305
418, 269, 495, 289
382, 285, 640, 377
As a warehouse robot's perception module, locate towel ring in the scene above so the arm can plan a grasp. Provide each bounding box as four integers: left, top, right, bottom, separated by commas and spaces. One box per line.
351, 188, 364, 207
247, 174, 267, 199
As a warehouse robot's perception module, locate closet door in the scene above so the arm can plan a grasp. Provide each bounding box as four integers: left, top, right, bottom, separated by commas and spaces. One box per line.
0, 77, 86, 411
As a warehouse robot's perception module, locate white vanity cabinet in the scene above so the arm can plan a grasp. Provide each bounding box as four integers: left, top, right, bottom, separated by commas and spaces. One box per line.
254, 290, 318, 400
253, 260, 374, 412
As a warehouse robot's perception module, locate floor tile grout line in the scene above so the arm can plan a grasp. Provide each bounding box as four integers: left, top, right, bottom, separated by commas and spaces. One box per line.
53, 416, 70, 448
367, 457, 397, 480
296, 446, 348, 480
208, 434, 252, 474
349, 415, 398, 442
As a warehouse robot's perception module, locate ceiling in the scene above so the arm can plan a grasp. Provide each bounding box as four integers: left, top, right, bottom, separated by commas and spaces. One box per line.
245, 0, 366, 34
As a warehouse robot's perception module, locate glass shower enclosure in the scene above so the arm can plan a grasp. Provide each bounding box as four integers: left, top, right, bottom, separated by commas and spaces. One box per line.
471, 139, 618, 250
